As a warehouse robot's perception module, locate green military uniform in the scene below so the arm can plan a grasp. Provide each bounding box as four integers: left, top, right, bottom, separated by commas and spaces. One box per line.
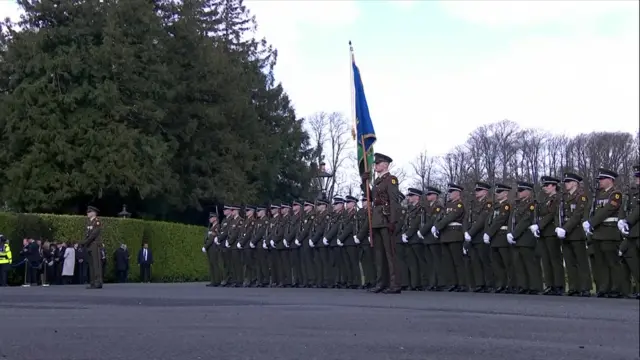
356, 199, 375, 288
557, 172, 592, 296
310, 201, 330, 287
337, 196, 361, 288
297, 201, 316, 287
276, 205, 293, 287
618, 165, 639, 298
395, 200, 409, 289
81, 206, 103, 289
537, 176, 565, 295
288, 201, 304, 287
484, 184, 514, 293
251, 207, 270, 287
268, 207, 285, 286
399, 188, 426, 290
217, 207, 233, 286
465, 182, 494, 292
362, 153, 403, 294
203, 213, 221, 286
586, 168, 625, 297
238, 208, 256, 287
509, 182, 543, 294
419, 187, 444, 290
434, 183, 467, 292
324, 198, 345, 287
226, 209, 244, 286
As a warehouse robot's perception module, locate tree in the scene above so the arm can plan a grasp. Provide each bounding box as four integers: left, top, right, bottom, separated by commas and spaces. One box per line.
409, 150, 437, 191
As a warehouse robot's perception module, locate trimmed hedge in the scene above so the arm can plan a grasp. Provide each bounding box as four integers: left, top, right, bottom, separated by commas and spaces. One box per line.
0, 212, 209, 284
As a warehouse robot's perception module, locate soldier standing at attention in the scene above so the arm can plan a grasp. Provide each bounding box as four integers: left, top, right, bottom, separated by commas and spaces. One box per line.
464, 181, 494, 293
400, 188, 425, 291
238, 206, 256, 287
276, 203, 293, 287
555, 172, 591, 296
267, 204, 282, 287
356, 196, 375, 289
432, 183, 467, 292
418, 187, 444, 291
324, 196, 345, 288
538, 176, 566, 295
508, 182, 543, 295
202, 212, 220, 287
288, 200, 304, 287
252, 206, 270, 287
396, 193, 408, 289
226, 206, 244, 287
361, 153, 403, 294
582, 168, 625, 298
618, 165, 640, 299
216, 206, 233, 286
338, 195, 361, 289
484, 184, 513, 293
82, 206, 103, 289
310, 199, 330, 287
297, 200, 316, 287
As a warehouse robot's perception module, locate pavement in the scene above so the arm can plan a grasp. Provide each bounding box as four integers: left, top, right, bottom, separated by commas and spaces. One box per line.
0, 283, 638, 360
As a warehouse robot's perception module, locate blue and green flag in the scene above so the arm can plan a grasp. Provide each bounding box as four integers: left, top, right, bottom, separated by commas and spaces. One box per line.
351, 46, 376, 179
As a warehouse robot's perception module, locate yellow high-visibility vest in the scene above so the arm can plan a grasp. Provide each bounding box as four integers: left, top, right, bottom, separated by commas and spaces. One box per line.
0, 243, 11, 264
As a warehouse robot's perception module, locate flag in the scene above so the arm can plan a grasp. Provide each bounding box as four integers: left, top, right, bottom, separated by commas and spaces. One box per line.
350, 43, 376, 179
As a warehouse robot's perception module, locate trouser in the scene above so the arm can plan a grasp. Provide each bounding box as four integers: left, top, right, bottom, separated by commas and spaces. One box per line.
139, 264, 151, 282
491, 247, 514, 289
0, 263, 7, 286
539, 237, 565, 289
116, 270, 128, 283
425, 243, 443, 287
290, 247, 303, 285
242, 248, 256, 284
230, 249, 242, 284
412, 243, 429, 287
513, 246, 543, 291
591, 240, 625, 293
562, 240, 592, 292
620, 238, 640, 288
89, 249, 103, 285
441, 242, 465, 287
396, 243, 411, 287
256, 248, 270, 285
341, 246, 360, 286
278, 249, 291, 285
469, 242, 494, 288
269, 250, 279, 284
360, 245, 376, 286
330, 247, 342, 284
318, 247, 333, 286
373, 227, 399, 289
27, 262, 39, 285
313, 247, 325, 286
302, 246, 316, 285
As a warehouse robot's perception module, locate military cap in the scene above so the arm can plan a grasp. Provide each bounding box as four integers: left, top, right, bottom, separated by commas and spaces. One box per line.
280, 203, 291, 209
474, 182, 491, 191
208, 212, 217, 218
597, 168, 618, 180
361, 195, 370, 202
374, 153, 393, 164
292, 200, 302, 206
447, 183, 464, 193
494, 183, 512, 192
87, 206, 99, 214
634, 165, 640, 177
223, 205, 234, 211
317, 198, 329, 206
406, 188, 423, 197
540, 176, 560, 186
563, 172, 583, 183
517, 181, 534, 191
425, 186, 441, 196
332, 196, 345, 205
303, 200, 315, 207
245, 206, 256, 212
270, 204, 280, 210
256, 205, 267, 211
345, 195, 358, 203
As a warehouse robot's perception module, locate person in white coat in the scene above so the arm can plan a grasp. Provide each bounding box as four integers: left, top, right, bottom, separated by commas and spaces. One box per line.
62, 242, 76, 284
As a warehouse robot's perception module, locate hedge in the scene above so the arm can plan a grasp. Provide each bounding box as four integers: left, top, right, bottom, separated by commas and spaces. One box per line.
0, 212, 210, 284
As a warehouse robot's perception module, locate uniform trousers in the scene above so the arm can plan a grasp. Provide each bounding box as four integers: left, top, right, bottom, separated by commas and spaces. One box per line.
513, 246, 542, 291
341, 246, 360, 286
592, 240, 625, 293
373, 227, 399, 289
469, 242, 494, 288
562, 240, 592, 292
539, 237, 565, 289
441, 242, 465, 287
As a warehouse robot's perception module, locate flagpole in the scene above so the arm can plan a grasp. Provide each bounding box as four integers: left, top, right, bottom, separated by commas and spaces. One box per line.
350, 40, 374, 248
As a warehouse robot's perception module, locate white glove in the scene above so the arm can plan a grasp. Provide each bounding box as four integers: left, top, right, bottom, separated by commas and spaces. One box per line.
337, 239, 343, 246
283, 240, 289, 248
464, 232, 472, 242
295, 239, 301, 246
214, 237, 220, 245
309, 239, 315, 247
323, 238, 329, 246
483, 233, 490, 244
249, 242, 256, 249
462, 247, 468, 256
618, 250, 623, 257
401, 234, 408, 243
431, 226, 439, 239
201, 247, 206, 253
207, 231, 212, 235
529, 224, 540, 238
368, 236, 371, 243
417, 231, 424, 239
582, 221, 592, 235
225, 240, 230, 248
236, 242, 242, 249
555, 227, 566, 239
618, 219, 630, 235
270, 240, 276, 248
262, 241, 267, 249
353, 236, 360, 244
507, 233, 516, 245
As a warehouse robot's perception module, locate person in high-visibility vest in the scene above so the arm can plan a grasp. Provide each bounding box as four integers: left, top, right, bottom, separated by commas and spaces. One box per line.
0, 235, 12, 286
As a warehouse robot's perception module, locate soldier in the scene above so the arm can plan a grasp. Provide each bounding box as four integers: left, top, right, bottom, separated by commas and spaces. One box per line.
537, 176, 566, 295
396, 193, 407, 289
361, 152, 403, 294
252, 205, 270, 287
617, 165, 639, 299
267, 204, 283, 287
418, 186, 444, 291
238, 206, 256, 287
324, 196, 345, 288
310, 199, 330, 287
555, 172, 592, 297
432, 183, 467, 292
484, 184, 513, 293
464, 181, 494, 293
338, 195, 361, 289
582, 168, 625, 298
508, 181, 543, 295
216, 206, 234, 286
400, 188, 425, 291
226, 206, 244, 287
275, 203, 292, 287
81, 206, 103, 289
356, 196, 375, 289
202, 212, 220, 287
288, 200, 304, 287
297, 200, 316, 287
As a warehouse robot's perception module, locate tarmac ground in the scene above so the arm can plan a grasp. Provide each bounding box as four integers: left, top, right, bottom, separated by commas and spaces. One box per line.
0, 283, 638, 360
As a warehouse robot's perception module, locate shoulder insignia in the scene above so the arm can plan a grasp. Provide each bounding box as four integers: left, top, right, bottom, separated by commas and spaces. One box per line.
435, 207, 440, 212
391, 176, 398, 185
487, 203, 492, 208
581, 196, 586, 202
614, 193, 621, 199
504, 205, 510, 210
457, 203, 462, 208
529, 205, 535, 211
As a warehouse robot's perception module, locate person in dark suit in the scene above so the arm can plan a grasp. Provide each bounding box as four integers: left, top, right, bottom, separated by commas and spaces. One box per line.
114, 244, 130, 283
137, 242, 153, 283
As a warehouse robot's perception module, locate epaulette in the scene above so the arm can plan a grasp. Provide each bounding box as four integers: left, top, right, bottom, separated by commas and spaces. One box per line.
390, 176, 398, 185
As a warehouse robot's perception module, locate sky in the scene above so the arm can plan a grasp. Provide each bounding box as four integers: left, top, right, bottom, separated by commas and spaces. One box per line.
1, 0, 639, 174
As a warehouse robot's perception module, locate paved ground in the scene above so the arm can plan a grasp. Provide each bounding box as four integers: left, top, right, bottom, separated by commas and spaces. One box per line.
0, 284, 638, 360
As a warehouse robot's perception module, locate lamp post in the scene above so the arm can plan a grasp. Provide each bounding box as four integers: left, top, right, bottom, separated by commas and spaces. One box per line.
313, 161, 333, 200
118, 204, 131, 219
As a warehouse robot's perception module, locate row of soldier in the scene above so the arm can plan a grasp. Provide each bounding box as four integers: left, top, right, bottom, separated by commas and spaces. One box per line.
201, 158, 639, 299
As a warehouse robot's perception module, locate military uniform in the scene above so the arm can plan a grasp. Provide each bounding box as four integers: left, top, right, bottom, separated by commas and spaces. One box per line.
433, 183, 467, 292
81, 206, 103, 289
226, 208, 244, 286
310, 200, 330, 287
288, 201, 304, 287
556, 173, 592, 296
465, 182, 494, 292
356, 198, 375, 288
418, 187, 444, 290
238, 208, 256, 287
584, 168, 625, 297
399, 188, 426, 290
537, 176, 566, 295
509, 182, 543, 294
251, 207, 270, 287
203, 212, 221, 286
484, 184, 514, 293
324, 197, 346, 287
338, 196, 361, 288
297, 201, 316, 287
216, 207, 234, 286
618, 165, 639, 298
276, 204, 293, 287
268, 205, 285, 286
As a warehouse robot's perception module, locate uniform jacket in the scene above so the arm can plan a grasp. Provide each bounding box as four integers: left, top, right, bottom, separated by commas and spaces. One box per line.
466, 197, 492, 244
512, 198, 537, 248
363, 172, 402, 229
251, 216, 269, 247
538, 192, 559, 237
355, 208, 371, 245
402, 203, 423, 244
485, 199, 511, 248
338, 208, 358, 246
435, 199, 465, 243
81, 217, 102, 251
558, 188, 588, 241
296, 211, 315, 246
325, 210, 344, 246
311, 210, 330, 246
239, 216, 256, 248
591, 186, 623, 241
227, 216, 245, 247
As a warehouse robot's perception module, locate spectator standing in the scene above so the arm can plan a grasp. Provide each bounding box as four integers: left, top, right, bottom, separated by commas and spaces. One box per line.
114, 244, 130, 283
62, 242, 75, 284
137, 242, 153, 283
